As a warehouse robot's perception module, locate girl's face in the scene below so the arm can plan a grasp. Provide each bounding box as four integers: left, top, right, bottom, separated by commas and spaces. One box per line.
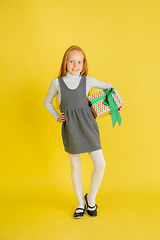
66, 50, 84, 75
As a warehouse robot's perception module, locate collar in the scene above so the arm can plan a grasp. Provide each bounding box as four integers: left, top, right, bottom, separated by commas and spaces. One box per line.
66, 71, 81, 79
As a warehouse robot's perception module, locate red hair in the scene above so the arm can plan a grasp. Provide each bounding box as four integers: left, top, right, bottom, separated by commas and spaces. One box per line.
58, 45, 88, 77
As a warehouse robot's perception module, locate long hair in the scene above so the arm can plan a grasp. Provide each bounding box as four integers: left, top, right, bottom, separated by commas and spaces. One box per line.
58, 45, 88, 77
54, 46, 88, 115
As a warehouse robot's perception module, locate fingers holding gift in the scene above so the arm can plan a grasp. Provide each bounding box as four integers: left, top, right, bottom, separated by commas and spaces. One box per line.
118, 103, 124, 113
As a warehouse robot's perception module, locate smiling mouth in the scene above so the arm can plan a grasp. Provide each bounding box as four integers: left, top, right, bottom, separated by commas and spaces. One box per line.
72, 69, 79, 72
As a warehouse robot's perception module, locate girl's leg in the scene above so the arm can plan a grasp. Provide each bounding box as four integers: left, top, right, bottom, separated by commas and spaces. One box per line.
87, 149, 106, 209
69, 153, 84, 210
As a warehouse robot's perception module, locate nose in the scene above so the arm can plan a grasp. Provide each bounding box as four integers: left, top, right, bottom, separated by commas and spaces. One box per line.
74, 62, 78, 67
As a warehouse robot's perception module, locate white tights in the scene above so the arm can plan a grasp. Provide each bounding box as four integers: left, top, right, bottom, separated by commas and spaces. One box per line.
69, 149, 106, 210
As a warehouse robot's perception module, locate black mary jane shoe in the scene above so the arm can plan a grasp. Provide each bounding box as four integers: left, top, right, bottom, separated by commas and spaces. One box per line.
84, 193, 98, 217
74, 207, 85, 219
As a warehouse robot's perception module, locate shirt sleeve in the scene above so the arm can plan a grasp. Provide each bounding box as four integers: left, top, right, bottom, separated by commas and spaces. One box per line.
87, 76, 123, 103
44, 79, 60, 121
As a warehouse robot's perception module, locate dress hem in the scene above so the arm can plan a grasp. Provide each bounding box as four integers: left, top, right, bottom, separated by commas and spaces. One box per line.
64, 147, 102, 155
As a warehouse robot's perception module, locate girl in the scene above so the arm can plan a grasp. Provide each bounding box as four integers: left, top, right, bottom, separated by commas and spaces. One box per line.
44, 45, 123, 218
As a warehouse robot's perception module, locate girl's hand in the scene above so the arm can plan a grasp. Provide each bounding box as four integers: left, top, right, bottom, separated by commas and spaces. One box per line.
118, 103, 124, 113
57, 113, 66, 123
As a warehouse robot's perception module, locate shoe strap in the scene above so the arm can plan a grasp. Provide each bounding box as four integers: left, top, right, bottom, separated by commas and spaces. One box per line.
87, 204, 98, 209
75, 207, 85, 211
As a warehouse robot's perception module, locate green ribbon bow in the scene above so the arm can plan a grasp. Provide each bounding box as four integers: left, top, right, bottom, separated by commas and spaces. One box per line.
89, 88, 122, 127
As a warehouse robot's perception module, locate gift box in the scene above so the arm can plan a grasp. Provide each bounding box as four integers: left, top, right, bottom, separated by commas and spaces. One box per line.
88, 88, 123, 127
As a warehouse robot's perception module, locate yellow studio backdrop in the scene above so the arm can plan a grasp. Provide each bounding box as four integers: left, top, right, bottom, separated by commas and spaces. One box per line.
0, 0, 160, 239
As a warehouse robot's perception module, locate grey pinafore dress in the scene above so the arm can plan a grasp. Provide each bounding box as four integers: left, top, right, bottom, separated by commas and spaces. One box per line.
58, 75, 102, 154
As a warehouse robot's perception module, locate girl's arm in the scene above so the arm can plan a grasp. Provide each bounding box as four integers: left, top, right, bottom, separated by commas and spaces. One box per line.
44, 79, 60, 121
87, 76, 124, 103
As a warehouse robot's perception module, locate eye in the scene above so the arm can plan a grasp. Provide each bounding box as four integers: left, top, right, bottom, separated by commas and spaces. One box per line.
78, 61, 82, 64
70, 61, 74, 63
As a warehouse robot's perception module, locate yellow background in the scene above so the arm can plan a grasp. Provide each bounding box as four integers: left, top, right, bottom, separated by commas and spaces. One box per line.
0, 0, 160, 239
